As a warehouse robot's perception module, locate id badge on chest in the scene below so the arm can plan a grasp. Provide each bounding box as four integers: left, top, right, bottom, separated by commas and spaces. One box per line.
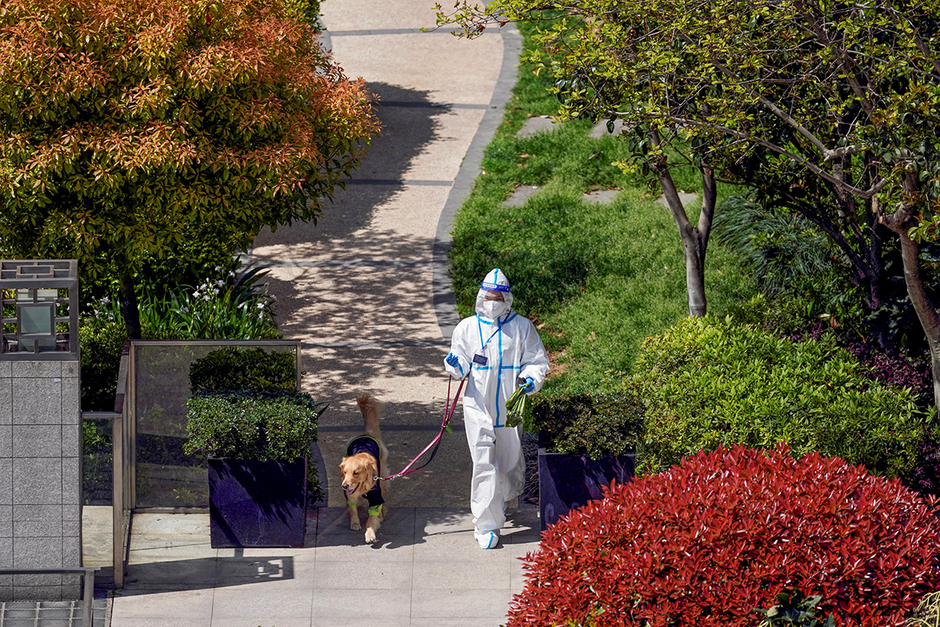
472, 354, 488, 367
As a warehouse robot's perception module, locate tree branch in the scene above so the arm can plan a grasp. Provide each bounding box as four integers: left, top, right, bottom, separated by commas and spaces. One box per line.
648, 113, 889, 199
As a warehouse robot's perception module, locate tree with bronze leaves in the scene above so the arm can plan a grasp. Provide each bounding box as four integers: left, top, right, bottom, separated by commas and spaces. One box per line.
0, 0, 380, 338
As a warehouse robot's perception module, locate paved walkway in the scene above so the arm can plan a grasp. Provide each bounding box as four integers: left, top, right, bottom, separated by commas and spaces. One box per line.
109, 507, 538, 627
104, 2, 538, 626
249, 0, 521, 510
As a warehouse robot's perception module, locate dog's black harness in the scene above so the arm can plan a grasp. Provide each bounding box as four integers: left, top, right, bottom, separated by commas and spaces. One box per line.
345, 435, 384, 515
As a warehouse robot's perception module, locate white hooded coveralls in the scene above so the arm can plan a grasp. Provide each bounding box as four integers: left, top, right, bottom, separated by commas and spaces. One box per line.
444, 269, 550, 539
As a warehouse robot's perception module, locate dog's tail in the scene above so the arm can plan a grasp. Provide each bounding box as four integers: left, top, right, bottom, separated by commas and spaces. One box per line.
356, 393, 383, 439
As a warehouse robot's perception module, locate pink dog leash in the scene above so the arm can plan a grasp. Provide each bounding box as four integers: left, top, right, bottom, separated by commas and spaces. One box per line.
377, 376, 466, 482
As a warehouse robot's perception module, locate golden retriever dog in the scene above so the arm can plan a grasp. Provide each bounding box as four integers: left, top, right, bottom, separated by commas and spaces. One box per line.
339, 394, 389, 543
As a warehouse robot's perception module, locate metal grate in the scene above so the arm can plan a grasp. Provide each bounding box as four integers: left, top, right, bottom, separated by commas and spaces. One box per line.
0, 600, 106, 627
0, 570, 99, 627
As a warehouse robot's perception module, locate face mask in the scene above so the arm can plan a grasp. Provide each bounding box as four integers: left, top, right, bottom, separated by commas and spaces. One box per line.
482, 300, 509, 319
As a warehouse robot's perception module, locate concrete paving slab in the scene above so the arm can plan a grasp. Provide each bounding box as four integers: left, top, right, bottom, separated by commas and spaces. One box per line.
311, 540, 416, 564
311, 508, 417, 554
310, 588, 413, 619
517, 115, 558, 138
212, 557, 304, 587
260, 264, 444, 343
412, 620, 511, 627
108, 618, 206, 627
300, 560, 414, 590
210, 583, 314, 617
353, 105, 489, 183
657, 191, 699, 207
327, 34, 503, 105
109, 589, 215, 620
122, 559, 219, 589
214, 619, 311, 627
583, 189, 620, 204
415, 507, 476, 533
410, 588, 515, 618
501, 185, 540, 207
413, 559, 512, 589
320, 0, 457, 31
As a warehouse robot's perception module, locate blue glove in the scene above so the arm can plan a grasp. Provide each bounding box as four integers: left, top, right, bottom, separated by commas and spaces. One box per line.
446, 353, 460, 368
521, 377, 535, 393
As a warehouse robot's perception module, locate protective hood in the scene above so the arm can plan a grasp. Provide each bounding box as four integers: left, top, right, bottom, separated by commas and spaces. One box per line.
475, 268, 514, 320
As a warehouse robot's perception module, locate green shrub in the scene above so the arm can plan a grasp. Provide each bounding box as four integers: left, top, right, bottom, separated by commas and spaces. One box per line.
79, 318, 126, 411
189, 346, 296, 394
634, 316, 930, 477
529, 391, 644, 459
183, 390, 325, 462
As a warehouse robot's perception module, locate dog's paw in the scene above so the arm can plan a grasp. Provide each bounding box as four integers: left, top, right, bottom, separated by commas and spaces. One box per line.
350, 519, 361, 531
365, 528, 377, 543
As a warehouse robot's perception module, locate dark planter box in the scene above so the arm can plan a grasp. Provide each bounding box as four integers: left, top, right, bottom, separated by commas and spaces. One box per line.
538, 437, 635, 531
208, 457, 308, 548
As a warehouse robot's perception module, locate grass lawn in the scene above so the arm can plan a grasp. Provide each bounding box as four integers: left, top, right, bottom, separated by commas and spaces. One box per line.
448, 24, 756, 394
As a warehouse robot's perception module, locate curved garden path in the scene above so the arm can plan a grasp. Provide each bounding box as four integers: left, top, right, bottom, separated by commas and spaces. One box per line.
249, 0, 521, 508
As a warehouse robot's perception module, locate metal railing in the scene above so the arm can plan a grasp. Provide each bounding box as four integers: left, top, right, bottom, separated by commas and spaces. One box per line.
0, 568, 98, 626
80, 411, 125, 589
76, 340, 300, 589
80, 342, 131, 588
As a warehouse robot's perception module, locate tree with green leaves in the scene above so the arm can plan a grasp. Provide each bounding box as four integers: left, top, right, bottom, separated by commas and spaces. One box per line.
439, 0, 940, 408
445, 2, 728, 318
0, 0, 379, 338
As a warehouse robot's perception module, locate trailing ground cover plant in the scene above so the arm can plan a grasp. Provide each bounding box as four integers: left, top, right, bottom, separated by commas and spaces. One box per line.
508, 445, 940, 627
634, 316, 931, 478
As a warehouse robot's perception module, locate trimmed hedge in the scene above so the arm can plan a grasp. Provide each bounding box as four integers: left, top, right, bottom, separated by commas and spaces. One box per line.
183, 390, 324, 462
508, 444, 940, 627
529, 392, 643, 459
189, 346, 296, 394
633, 316, 930, 478
79, 319, 126, 411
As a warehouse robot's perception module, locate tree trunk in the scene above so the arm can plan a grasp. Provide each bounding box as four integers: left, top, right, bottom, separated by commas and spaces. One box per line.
883, 204, 940, 411
118, 266, 143, 340
656, 162, 714, 318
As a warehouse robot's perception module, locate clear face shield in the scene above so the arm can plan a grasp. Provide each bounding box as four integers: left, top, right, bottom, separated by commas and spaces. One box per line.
481, 290, 510, 319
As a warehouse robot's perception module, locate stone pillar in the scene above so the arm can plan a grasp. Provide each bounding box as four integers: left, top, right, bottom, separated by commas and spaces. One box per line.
0, 260, 82, 601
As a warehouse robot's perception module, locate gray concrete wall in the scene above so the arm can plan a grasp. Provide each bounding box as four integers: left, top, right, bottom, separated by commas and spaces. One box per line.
0, 360, 82, 601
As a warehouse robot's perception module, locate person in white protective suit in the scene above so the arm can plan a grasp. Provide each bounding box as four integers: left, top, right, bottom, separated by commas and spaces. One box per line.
444, 268, 550, 549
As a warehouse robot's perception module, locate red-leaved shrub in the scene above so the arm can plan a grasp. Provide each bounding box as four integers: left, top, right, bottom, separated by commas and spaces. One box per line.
508, 444, 940, 627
